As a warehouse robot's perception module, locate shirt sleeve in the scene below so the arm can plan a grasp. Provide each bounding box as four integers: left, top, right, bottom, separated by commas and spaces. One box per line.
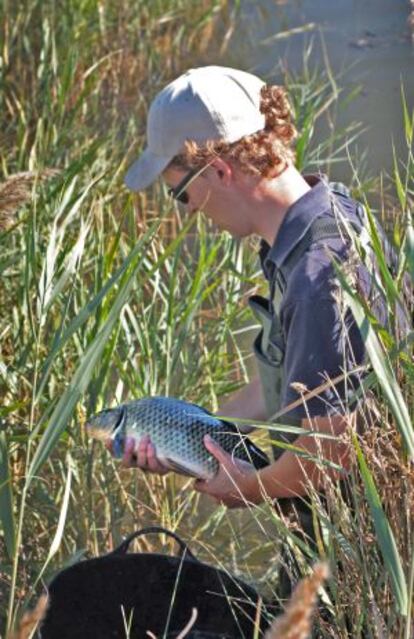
280, 295, 365, 419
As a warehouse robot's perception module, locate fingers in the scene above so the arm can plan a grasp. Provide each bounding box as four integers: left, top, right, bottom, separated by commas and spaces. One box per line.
203, 435, 232, 465
193, 479, 208, 493
119, 435, 169, 475
122, 437, 136, 467
194, 479, 239, 507
136, 434, 150, 468
193, 480, 221, 504
146, 441, 170, 474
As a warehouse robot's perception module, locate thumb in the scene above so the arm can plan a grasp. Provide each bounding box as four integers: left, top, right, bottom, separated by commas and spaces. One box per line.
193, 478, 208, 493
204, 435, 231, 465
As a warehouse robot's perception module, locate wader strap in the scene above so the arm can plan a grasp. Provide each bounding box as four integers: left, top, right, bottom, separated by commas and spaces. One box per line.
329, 182, 351, 198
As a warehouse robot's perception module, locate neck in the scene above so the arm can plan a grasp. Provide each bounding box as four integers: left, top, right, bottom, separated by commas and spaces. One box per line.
249, 165, 311, 245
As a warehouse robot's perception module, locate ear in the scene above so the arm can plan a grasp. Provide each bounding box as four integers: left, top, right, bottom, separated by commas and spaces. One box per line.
209, 157, 233, 187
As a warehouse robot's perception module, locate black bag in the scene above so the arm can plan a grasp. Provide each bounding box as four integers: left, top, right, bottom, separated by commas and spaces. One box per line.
39, 526, 270, 638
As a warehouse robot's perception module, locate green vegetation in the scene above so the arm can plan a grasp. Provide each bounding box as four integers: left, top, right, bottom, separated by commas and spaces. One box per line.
0, 2, 413, 637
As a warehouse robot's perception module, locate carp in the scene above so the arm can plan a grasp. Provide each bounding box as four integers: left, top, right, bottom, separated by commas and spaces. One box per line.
86, 396, 269, 480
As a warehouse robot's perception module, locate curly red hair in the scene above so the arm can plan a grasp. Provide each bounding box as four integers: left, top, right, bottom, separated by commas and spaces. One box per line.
171, 85, 297, 178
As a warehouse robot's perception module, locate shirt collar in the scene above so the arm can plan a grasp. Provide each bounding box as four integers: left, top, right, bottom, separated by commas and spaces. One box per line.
260, 174, 332, 279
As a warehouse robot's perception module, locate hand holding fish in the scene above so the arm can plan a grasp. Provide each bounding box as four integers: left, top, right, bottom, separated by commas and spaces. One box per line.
87, 397, 269, 480
106, 435, 171, 475
194, 435, 260, 508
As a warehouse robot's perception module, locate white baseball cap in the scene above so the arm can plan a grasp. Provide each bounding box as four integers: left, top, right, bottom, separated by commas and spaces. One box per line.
124, 65, 266, 191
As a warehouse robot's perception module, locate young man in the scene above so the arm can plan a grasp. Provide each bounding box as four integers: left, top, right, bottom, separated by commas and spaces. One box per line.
119, 64, 367, 499
114, 66, 379, 597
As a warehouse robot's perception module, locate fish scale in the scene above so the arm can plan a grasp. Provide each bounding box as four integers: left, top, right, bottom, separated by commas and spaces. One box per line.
86, 396, 269, 480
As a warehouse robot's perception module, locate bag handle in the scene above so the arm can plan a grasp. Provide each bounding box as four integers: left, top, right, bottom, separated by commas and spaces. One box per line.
112, 526, 197, 560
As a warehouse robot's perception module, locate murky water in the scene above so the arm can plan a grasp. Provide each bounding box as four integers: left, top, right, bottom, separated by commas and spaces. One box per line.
223, 0, 414, 182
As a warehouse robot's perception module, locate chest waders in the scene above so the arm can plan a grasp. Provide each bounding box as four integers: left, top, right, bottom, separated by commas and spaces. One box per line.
249, 184, 369, 606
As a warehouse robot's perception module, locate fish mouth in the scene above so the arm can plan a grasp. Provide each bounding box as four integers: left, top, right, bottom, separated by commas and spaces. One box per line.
85, 424, 108, 442
85, 407, 126, 442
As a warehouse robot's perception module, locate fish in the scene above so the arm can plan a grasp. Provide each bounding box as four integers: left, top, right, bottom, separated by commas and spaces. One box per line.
86, 396, 269, 480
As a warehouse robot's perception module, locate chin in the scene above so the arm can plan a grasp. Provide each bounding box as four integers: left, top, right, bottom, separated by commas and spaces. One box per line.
215, 222, 251, 239
224, 229, 242, 239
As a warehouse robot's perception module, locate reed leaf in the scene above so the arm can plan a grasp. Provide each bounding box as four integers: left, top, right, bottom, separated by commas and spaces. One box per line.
336, 272, 414, 459
0, 432, 15, 559
400, 83, 414, 147
29, 211, 197, 480
27, 222, 159, 482
353, 433, 408, 615
35, 219, 159, 403
31, 458, 73, 590
404, 211, 414, 282
44, 216, 91, 312
350, 292, 413, 457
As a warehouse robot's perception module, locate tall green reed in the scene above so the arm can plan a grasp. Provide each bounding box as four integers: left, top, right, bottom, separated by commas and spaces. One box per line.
315, 94, 413, 636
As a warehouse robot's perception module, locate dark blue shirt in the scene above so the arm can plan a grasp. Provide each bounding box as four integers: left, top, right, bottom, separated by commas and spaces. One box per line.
259, 175, 385, 420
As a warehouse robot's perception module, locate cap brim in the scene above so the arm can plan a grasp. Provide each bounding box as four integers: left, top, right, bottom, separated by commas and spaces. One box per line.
124, 148, 172, 191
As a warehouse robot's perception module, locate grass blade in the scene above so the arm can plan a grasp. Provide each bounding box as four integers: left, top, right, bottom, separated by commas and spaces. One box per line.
31, 458, 73, 589
0, 432, 15, 559
27, 226, 158, 482
353, 433, 408, 615
404, 211, 414, 282
35, 219, 159, 402
336, 271, 414, 459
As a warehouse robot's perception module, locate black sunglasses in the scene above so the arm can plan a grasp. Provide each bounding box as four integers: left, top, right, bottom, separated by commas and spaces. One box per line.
168, 167, 201, 204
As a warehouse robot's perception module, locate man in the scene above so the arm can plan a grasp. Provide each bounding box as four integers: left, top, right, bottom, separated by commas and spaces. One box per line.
113, 65, 378, 597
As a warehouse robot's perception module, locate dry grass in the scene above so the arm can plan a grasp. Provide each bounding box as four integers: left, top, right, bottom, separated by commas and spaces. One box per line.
0, 171, 59, 231
265, 563, 329, 639
6, 595, 48, 639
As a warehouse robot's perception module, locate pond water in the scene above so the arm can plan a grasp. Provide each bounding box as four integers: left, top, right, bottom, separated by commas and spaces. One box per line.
222, 0, 414, 182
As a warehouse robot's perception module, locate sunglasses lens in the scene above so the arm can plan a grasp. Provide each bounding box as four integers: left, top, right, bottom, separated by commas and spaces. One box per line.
169, 167, 200, 204
177, 191, 189, 204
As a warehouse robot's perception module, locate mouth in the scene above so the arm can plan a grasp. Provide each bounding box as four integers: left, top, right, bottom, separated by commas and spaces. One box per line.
85, 407, 126, 441
85, 424, 108, 441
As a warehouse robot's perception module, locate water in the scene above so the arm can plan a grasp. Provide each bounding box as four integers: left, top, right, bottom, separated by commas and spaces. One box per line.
222, 0, 414, 182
